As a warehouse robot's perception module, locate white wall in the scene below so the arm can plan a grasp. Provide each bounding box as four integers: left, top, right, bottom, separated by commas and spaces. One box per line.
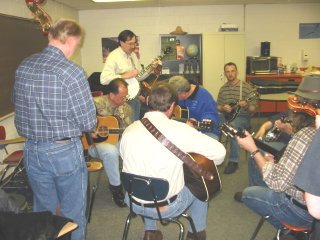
79, 3, 320, 77
245, 3, 320, 68
0, 0, 79, 159
79, 5, 245, 76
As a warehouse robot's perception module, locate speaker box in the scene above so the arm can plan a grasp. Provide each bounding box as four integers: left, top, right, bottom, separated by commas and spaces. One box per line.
260, 42, 270, 57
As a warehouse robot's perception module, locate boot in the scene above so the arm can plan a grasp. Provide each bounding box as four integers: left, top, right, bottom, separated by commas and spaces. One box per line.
143, 230, 163, 240
186, 230, 206, 240
109, 184, 126, 208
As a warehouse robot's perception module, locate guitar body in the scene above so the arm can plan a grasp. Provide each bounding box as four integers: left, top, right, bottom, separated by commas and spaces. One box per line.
173, 105, 189, 119
81, 115, 122, 150
184, 153, 221, 201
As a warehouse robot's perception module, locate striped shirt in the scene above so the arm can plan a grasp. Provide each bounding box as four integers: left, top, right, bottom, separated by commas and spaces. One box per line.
13, 45, 97, 141
217, 81, 258, 116
263, 127, 317, 201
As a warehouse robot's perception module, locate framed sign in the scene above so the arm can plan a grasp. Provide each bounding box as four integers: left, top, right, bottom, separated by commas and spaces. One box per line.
299, 23, 320, 39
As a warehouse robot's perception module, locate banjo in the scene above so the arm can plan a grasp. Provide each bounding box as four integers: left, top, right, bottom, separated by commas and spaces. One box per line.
127, 47, 171, 100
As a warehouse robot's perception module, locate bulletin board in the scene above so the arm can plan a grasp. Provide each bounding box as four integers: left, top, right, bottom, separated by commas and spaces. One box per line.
0, 14, 47, 118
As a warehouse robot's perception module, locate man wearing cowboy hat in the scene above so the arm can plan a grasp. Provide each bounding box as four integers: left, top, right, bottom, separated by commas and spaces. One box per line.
234, 75, 320, 238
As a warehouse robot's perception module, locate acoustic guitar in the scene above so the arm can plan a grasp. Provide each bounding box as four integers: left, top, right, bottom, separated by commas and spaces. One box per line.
172, 106, 213, 132
224, 91, 259, 122
184, 153, 221, 201
81, 115, 124, 150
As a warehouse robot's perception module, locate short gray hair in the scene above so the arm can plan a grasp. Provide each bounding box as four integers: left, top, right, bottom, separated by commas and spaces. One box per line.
168, 75, 190, 95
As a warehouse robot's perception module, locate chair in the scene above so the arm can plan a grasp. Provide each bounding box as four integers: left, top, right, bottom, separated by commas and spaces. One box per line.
120, 172, 198, 240
250, 215, 313, 240
0, 126, 25, 187
82, 133, 103, 224
249, 215, 270, 240
275, 222, 312, 240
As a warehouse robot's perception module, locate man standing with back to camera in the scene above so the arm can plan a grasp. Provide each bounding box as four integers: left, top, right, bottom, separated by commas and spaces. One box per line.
13, 19, 97, 240
217, 62, 258, 174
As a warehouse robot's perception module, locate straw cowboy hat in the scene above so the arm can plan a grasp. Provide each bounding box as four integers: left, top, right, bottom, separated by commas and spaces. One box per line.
170, 26, 187, 35
290, 74, 320, 100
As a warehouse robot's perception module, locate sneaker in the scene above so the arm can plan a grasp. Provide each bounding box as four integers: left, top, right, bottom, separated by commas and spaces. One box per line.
224, 162, 238, 174
233, 191, 243, 203
109, 184, 126, 208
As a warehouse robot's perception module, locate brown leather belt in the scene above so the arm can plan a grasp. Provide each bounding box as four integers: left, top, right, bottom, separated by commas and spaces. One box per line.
131, 195, 177, 208
286, 194, 308, 211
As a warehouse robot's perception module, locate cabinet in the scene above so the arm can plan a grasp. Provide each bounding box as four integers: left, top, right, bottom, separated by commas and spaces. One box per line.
202, 33, 246, 99
246, 74, 303, 113
160, 34, 202, 84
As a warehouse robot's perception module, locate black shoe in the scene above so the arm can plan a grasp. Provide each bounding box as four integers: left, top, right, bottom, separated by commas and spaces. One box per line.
234, 191, 243, 203
186, 230, 206, 240
224, 162, 238, 174
109, 184, 126, 208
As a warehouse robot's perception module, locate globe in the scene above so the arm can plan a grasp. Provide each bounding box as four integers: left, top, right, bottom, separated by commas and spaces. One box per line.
186, 44, 199, 57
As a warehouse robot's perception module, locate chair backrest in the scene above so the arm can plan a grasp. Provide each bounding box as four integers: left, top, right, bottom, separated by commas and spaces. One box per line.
0, 126, 6, 141
91, 91, 104, 97
121, 172, 169, 202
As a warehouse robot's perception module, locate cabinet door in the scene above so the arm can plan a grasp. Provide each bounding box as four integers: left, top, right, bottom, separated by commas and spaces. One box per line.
203, 33, 245, 100
203, 34, 225, 99
225, 34, 246, 81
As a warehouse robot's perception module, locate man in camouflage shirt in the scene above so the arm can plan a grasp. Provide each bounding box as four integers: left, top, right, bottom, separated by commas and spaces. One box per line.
89, 78, 132, 207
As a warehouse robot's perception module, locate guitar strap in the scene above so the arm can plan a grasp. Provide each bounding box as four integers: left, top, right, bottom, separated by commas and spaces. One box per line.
140, 118, 214, 180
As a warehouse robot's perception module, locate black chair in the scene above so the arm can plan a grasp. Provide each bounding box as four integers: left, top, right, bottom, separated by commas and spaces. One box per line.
120, 172, 198, 240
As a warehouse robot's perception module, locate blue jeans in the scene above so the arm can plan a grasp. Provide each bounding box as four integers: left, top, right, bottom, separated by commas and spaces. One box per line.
219, 113, 251, 163
126, 186, 208, 232
24, 138, 87, 240
128, 97, 141, 121
88, 142, 121, 186
242, 186, 313, 229
248, 155, 267, 187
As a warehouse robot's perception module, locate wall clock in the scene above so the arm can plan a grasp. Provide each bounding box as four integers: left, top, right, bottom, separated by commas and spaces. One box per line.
299, 23, 320, 39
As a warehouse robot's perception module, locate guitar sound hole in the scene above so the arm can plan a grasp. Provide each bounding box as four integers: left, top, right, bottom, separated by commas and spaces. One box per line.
98, 126, 109, 137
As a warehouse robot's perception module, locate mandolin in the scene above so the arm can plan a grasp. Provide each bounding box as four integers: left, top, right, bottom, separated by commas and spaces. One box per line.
224, 91, 259, 122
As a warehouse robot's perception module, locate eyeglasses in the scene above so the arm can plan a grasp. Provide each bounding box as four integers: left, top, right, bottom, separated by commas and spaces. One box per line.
119, 94, 130, 101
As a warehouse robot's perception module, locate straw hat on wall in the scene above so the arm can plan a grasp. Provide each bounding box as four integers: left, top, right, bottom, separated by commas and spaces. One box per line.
170, 26, 187, 35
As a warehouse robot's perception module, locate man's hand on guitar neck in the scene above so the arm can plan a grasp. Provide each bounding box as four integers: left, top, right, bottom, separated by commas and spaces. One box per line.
186, 118, 197, 128
222, 104, 232, 113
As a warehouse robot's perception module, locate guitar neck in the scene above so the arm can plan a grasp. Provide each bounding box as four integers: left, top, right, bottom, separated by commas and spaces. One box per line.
137, 55, 163, 80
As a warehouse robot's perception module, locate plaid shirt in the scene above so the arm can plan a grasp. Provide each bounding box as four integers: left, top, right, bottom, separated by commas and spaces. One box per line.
13, 46, 97, 141
263, 126, 317, 201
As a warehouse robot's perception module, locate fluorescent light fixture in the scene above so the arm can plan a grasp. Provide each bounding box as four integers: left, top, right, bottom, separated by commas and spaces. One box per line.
92, 0, 141, 2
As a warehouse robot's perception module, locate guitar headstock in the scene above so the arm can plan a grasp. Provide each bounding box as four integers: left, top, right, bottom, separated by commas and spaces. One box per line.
219, 123, 246, 138
195, 119, 213, 131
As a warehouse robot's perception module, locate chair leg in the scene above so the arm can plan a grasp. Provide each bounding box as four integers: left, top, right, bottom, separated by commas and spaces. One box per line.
250, 215, 269, 240
122, 213, 134, 240
168, 218, 185, 240
182, 213, 199, 240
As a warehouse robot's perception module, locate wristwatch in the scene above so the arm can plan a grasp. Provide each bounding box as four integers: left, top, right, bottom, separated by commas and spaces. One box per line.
250, 149, 260, 159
